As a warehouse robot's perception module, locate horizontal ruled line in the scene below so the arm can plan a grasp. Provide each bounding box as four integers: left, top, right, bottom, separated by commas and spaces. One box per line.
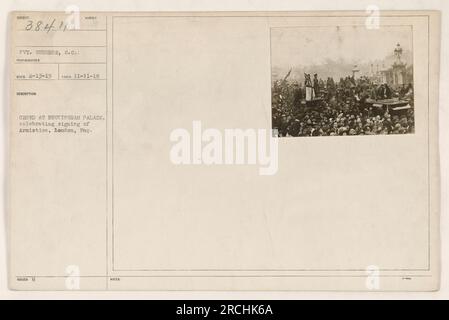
14, 79, 107, 81
15, 62, 106, 64
17, 29, 106, 32
16, 45, 107, 48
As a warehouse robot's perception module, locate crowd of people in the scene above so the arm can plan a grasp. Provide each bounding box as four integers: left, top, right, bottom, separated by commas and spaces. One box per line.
272, 74, 414, 137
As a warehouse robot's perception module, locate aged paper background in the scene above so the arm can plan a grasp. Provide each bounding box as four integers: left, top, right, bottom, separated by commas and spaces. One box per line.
7, 11, 440, 291
0, 1, 444, 298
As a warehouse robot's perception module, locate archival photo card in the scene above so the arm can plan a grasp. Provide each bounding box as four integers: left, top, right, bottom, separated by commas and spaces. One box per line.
8, 11, 440, 291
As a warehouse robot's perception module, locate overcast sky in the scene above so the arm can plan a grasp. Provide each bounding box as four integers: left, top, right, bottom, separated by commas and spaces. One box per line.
271, 25, 413, 70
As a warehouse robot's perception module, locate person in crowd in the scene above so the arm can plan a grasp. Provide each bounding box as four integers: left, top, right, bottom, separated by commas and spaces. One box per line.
271, 74, 414, 137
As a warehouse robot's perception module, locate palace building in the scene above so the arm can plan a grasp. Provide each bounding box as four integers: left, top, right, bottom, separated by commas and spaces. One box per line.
379, 43, 413, 88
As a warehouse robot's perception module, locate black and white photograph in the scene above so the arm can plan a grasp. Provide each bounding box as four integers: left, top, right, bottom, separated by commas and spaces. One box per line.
271, 26, 414, 137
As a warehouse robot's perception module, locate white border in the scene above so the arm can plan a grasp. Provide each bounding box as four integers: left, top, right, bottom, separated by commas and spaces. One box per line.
0, 0, 447, 300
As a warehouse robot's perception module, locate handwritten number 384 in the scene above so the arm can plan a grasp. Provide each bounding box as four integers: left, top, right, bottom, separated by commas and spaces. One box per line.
25, 20, 63, 32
